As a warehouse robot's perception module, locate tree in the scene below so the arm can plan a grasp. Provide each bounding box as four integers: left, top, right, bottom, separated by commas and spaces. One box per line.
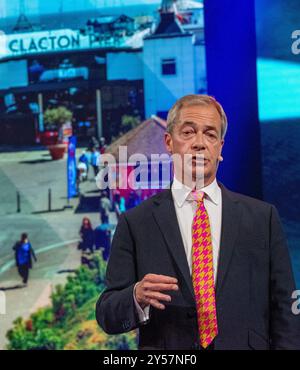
121, 114, 141, 133
44, 106, 73, 130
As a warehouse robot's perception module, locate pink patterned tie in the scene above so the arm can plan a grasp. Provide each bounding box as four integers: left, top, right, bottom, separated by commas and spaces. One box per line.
191, 190, 218, 348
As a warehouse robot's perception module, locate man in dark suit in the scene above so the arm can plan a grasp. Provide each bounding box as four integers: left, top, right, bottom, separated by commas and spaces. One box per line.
96, 95, 300, 350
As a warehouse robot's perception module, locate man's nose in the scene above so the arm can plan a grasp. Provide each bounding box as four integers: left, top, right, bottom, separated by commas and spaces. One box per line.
191, 131, 206, 150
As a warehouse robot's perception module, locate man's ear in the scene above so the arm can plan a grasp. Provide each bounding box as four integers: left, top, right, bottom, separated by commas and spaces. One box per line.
219, 139, 225, 156
216, 139, 225, 163
164, 132, 173, 154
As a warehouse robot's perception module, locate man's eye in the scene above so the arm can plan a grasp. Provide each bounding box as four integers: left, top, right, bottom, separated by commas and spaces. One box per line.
182, 130, 194, 135
206, 132, 217, 138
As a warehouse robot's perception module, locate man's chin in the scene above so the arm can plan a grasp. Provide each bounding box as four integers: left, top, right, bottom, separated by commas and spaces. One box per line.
191, 166, 205, 179
185, 170, 204, 187
191, 168, 214, 185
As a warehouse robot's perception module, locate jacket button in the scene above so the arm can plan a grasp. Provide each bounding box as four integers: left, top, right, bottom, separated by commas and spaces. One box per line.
191, 342, 200, 350
122, 320, 130, 330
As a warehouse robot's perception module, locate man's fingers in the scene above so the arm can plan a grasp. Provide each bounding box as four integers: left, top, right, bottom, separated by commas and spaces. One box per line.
145, 291, 172, 302
145, 274, 178, 284
137, 275, 179, 310
143, 282, 179, 291
148, 298, 165, 310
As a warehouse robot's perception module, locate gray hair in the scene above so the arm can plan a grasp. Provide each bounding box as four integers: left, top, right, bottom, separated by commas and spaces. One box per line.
166, 94, 228, 139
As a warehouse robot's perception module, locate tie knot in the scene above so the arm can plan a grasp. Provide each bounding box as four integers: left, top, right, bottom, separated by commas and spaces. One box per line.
191, 190, 205, 202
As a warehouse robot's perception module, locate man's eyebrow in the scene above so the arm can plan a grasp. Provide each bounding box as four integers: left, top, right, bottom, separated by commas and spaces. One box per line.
204, 125, 218, 132
180, 122, 218, 131
180, 121, 197, 126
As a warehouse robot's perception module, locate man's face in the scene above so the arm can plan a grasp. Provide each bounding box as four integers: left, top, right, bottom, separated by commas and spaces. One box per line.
165, 104, 224, 186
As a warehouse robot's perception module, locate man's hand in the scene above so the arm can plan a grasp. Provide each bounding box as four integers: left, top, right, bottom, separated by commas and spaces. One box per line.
135, 274, 179, 310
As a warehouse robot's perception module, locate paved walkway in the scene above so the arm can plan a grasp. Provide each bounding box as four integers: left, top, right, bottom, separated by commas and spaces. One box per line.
0, 147, 116, 349
0, 241, 81, 349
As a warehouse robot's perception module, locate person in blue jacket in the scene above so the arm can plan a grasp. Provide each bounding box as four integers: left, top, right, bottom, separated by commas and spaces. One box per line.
13, 233, 37, 286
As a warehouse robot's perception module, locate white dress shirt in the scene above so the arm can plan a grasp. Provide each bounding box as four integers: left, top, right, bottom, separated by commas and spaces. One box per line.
133, 177, 222, 323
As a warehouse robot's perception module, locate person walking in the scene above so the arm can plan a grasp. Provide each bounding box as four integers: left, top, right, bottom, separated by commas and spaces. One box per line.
99, 137, 107, 154
112, 191, 122, 220
91, 147, 100, 177
78, 150, 89, 179
79, 217, 95, 253
99, 191, 112, 222
13, 233, 37, 286
88, 136, 100, 152
94, 214, 112, 261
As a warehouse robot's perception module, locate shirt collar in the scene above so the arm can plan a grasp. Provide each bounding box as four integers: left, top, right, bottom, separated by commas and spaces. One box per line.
171, 176, 221, 208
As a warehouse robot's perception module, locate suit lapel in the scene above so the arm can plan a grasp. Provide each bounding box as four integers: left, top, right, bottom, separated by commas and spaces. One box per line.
152, 190, 195, 302
215, 183, 241, 299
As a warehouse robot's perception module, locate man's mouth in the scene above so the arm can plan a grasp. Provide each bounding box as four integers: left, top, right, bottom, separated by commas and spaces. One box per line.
191, 156, 209, 164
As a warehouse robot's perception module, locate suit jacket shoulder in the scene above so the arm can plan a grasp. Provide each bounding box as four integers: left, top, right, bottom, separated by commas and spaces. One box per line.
218, 182, 272, 210
123, 189, 171, 220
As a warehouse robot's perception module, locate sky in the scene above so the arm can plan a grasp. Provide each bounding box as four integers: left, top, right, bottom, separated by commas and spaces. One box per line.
0, 0, 161, 18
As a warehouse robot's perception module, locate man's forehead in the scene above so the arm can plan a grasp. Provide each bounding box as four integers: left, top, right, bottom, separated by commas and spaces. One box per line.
179, 104, 220, 118
178, 105, 221, 126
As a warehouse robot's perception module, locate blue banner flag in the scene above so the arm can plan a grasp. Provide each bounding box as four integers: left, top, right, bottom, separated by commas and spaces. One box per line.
67, 136, 77, 199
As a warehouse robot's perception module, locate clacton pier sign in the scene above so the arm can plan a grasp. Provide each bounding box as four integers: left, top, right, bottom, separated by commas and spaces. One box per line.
0, 28, 148, 59
9, 30, 83, 54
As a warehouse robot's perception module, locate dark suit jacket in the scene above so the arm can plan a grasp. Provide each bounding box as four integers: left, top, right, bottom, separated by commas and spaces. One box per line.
96, 183, 300, 350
